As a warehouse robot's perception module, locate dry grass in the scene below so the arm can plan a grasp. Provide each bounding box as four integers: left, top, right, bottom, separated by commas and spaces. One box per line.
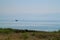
0, 28, 60, 40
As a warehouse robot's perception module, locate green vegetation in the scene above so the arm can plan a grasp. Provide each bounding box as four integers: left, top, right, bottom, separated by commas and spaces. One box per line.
0, 28, 38, 34
0, 28, 60, 40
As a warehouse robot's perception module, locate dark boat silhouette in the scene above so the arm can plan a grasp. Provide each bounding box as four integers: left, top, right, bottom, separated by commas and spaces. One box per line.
15, 20, 18, 22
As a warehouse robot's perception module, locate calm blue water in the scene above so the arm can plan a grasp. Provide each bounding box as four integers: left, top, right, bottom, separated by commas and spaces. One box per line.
0, 20, 60, 31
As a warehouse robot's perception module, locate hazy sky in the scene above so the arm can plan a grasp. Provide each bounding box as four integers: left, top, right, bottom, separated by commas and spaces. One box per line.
0, 0, 60, 20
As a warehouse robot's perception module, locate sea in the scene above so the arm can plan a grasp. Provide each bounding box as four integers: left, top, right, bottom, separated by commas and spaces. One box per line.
0, 20, 60, 31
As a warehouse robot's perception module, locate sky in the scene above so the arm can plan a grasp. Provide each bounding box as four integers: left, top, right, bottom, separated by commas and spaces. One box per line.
0, 0, 60, 20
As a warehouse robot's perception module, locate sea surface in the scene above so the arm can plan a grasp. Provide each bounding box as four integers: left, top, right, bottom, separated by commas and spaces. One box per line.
0, 20, 60, 31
